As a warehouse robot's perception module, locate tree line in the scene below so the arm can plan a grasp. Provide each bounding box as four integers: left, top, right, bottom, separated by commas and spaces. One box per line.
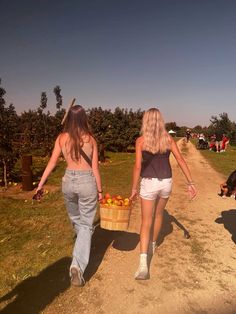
1, 81, 236, 187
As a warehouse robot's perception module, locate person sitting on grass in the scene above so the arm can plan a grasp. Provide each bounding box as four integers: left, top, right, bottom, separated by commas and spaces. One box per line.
197, 133, 208, 149
220, 134, 230, 152
218, 170, 236, 199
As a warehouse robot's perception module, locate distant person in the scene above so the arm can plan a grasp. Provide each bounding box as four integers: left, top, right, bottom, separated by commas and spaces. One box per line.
218, 170, 236, 199
220, 134, 229, 152
215, 131, 223, 153
185, 129, 191, 143
197, 133, 208, 149
130, 108, 197, 280
36, 105, 103, 286
209, 134, 216, 151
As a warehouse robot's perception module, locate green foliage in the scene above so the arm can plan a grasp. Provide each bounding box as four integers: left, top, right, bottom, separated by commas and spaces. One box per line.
53, 85, 65, 139
209, 112, 235, 137
53, 85, 63, 110
88, 107, 143, 152
165, 121, 179, 132
40, 92, 47, 111
1, 76, 236, 182
0, 83, 20, 187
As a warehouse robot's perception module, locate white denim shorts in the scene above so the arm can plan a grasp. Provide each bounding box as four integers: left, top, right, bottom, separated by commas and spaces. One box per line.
140, 177, 172, 200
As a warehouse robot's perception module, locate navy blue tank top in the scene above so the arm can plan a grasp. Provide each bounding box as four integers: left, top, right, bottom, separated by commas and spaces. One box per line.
141, 150, 172, 179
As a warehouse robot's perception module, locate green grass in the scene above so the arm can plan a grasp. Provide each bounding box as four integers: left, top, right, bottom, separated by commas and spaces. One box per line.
192, 139, 236, 177
100, 152, 135, 197
0, 192, 71, 295
0, 152, 135, 298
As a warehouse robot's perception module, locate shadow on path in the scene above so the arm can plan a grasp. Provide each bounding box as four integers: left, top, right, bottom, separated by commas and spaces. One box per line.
0, 257, 71, 314
0, 227, 139, 314
215, 209, 236, 244
85, 226, 139, 281
156, 209, 191, 247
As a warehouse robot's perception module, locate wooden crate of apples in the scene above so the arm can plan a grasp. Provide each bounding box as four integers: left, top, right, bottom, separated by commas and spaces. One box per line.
99, 193, 131, 231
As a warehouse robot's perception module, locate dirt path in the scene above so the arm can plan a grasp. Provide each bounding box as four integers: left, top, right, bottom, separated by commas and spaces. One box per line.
44, 140, 236, 314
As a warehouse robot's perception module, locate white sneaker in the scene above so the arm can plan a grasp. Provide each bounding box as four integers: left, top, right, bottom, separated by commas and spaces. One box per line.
135, 254, 149, 280
135, 266, 149, 280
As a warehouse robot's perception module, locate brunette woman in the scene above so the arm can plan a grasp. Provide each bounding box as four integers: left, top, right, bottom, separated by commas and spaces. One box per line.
36, 105, 102, 286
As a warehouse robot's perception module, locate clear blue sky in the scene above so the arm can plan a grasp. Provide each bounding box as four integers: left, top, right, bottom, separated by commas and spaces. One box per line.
1, 0, 236, 127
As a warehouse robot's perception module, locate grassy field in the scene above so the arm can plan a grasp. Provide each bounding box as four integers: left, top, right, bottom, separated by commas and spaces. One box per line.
0, 152, 135, 300
192, 140, 236, 177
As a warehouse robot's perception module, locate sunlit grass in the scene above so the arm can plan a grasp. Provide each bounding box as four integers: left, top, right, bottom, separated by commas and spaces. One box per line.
100, 152, 135, 197
192, 139, 236, 177
0, 152, 135, 297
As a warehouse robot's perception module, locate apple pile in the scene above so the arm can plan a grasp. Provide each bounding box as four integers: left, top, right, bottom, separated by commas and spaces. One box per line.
100, 193, 130, 206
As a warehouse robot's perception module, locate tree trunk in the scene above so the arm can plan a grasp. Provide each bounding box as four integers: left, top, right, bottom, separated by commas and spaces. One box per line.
3, 159, 7, 189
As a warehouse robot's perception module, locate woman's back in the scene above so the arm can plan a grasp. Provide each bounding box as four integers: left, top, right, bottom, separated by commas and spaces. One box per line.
59, 132, 94, 170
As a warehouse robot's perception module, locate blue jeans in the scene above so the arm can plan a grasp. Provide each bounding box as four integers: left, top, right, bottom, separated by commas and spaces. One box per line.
62, 169, 97, 274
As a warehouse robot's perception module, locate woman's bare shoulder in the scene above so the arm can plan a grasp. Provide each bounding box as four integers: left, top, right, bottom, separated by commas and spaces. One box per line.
57, 132, 69, 146
58, 132, 69, 140
136, 136, 144, 145
86, 135, 96, 145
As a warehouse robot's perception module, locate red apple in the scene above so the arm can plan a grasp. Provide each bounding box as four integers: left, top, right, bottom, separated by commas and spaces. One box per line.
105, 193, 111, 200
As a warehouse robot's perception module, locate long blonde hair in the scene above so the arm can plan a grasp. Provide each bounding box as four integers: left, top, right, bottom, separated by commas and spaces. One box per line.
141, 108, 171, 153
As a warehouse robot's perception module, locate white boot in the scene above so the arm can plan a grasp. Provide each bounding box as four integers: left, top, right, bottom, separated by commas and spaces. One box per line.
135, 253, 149, 280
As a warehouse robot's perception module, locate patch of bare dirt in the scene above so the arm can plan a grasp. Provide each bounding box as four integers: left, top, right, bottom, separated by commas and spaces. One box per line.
0, 184, 59, 200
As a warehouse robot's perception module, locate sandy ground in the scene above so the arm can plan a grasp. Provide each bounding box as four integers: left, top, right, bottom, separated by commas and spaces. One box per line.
3, 139, 236, 314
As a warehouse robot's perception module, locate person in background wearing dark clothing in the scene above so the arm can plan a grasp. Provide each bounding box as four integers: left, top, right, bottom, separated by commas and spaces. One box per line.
215, 131, 223, 153
209, 134, 216, 151
185, 129, 191, 143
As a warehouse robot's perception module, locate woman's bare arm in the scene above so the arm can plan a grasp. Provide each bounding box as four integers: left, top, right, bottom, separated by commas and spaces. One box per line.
170, 137, 197, 199
91, 137, 103, 200
36, 135, 62, 191
130, 137, 143, 199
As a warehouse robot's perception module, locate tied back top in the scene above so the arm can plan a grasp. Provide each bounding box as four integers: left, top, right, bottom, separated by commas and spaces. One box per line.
141, 150, 172, 179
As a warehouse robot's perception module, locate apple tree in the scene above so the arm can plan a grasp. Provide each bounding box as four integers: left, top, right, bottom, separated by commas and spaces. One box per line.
0, 84, 19, 187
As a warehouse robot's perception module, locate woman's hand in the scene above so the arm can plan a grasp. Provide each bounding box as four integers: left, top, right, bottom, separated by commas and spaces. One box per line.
32, 187, 44, 201
187, 184, 197, 200
36, 185, 43, 194
129, 189, 138, 201
98, 192, 103, 201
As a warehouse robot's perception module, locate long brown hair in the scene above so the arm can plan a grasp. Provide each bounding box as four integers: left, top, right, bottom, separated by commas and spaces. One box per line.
141, 108, 171, 153
63, 105, 92, 161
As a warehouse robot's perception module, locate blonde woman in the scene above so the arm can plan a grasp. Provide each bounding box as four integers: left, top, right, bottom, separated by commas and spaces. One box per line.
130, 108, 197, 280
36, 105, 102, 286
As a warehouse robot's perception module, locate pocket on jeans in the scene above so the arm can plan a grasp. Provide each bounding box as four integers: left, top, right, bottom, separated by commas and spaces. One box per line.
80, 180, 97, 198
62, 176, 68, 193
